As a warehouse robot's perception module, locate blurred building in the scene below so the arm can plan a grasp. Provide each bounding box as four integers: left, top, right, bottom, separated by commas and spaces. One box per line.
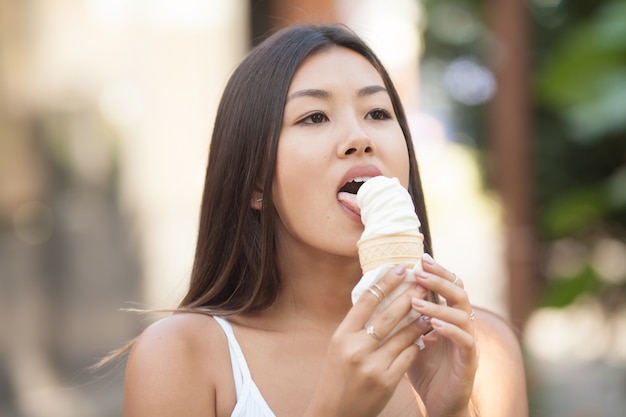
1, 1, 248, 415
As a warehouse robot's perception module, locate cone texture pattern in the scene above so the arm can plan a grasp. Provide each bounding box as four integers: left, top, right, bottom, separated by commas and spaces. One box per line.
358, 233, 424, 272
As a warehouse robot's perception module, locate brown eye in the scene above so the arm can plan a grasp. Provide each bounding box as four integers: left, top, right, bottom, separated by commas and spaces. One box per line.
310, 113, 325, 123
366, 109, 391, 120
300, 112, 328, 125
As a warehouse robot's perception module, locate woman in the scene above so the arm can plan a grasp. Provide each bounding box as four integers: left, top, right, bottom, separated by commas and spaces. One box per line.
123, 24, 528, 417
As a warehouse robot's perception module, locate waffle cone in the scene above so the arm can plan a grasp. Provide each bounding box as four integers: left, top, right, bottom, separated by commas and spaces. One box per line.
357, 233, 424, 272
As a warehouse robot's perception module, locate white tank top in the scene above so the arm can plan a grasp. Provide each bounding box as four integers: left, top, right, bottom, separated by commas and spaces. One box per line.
213, 316, 277, 417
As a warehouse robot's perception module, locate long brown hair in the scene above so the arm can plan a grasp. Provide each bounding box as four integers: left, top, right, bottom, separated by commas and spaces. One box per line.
180, 23, 433, 315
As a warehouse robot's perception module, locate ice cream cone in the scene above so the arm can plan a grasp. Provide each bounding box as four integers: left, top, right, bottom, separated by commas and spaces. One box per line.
357, 232, 424, 273
351, 176, 426, 346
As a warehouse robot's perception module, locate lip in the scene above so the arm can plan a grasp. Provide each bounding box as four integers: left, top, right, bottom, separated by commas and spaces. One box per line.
336, 164, 383, 222
338, 199, 362, 223
336, 164, 383, 193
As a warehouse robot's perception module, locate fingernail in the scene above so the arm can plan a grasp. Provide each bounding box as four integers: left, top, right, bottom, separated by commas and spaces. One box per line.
416, 269, 429, 279
393, 263, 407, 275
422, 253, 435, 265
430, 318, 444, 329
412, 297, 426, 308
419, 315, 431, 324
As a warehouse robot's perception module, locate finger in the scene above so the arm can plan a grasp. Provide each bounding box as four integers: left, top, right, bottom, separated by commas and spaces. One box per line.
451, 273, 462, 288
387, 343, 421, 379
375, 316, 432, 376
415, 269, 470, 310
340, 264, 408, 333
382, 314, 433, 353
429, 317, 477, 356
411, 298, 475, 333
366, 283, 428, 342
422, 253, 463, 288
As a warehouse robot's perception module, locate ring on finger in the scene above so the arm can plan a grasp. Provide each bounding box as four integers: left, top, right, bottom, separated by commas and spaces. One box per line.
372, 283, 386, 298
452, 273, 460, 286
366, 325, 381, 341
469, 310, 476, 321
368, 285, 385, 302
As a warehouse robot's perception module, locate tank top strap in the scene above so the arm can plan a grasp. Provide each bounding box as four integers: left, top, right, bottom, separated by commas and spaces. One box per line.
213, 316, 276, 417
213, 316, 251, 399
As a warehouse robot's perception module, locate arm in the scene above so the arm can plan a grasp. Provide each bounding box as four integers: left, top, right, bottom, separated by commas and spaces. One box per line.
472, 309, 529, 417
123, 314, 231, 417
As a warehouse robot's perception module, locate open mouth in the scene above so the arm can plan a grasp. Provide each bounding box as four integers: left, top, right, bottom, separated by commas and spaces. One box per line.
337, 177, 371, 218
338, 177, 371, 195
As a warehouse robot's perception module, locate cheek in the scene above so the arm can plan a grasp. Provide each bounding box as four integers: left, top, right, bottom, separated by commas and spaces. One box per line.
275, 142, 308, 193
272, 138, 339, 240
387, 132, 411, 186
274, 131, 331, 192
273, 141, 318, 218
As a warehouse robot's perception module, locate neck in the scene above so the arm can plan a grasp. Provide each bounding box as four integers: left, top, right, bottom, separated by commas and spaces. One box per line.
286, 260, 359, 318
263, 243, 363, 329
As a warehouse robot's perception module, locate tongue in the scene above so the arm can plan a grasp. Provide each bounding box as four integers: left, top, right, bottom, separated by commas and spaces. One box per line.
338, 192, 361, 217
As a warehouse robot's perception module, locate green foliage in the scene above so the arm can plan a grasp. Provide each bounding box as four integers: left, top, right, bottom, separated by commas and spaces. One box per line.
421, 0, 626, 308
541, 264, 605, 308
531, 0, 626, 306
541, 185, 609, 239
534, 1, 626, 306
541, 165, 626, 239
535, 1, 626, 143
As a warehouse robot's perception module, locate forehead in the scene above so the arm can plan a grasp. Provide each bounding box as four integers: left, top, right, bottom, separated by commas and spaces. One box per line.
287, 47, 385, 93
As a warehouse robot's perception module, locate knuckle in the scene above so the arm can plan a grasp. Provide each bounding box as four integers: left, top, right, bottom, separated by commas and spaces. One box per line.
457, 291, 470, 305
340, 344, 367, 367
355, 293, 377, 308
359, 365, 390, 390
381, 267, 404, 287
376, 310, 396, 327
406, 285, 427, 300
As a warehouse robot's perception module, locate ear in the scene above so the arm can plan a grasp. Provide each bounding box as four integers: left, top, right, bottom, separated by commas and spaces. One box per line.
251, 190, 263, 210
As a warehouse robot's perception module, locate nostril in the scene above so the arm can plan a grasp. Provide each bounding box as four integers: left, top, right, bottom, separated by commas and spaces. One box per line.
345, 148, 357, 155
364, 146, 372, 153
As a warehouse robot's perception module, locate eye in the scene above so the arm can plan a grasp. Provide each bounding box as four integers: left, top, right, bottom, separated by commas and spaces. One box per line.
298, 112, 328, 125
366, 109, 392, 121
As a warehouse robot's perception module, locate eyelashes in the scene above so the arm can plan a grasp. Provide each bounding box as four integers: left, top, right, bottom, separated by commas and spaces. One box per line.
298, 111, 329, 125
296, 108, 393, 125
366, 109, 392, 121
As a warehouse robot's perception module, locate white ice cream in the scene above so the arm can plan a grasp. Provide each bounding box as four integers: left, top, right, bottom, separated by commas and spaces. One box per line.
357, 176, 421, 239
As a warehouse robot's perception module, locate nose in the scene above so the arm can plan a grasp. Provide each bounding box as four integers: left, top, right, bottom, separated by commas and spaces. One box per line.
337, 120, 374, 157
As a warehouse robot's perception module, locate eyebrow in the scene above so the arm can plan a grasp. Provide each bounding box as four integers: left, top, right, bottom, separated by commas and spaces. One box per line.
286, 85, 388, 102
357, 85, 387, 97
286, 89, 330, 102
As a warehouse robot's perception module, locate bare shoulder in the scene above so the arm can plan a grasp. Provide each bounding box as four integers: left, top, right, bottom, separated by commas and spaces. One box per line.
473, 307, 522, 352
124, 313, 235, 417
472, 308, 529, 417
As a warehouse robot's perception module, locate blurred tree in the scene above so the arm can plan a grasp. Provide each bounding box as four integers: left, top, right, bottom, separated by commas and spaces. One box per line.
419, 0, 538, 325
419, 0, 626, 316
533, 0, 626, 314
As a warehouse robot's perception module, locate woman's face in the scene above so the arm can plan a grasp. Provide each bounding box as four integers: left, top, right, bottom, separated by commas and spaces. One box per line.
273, 46, 410, 261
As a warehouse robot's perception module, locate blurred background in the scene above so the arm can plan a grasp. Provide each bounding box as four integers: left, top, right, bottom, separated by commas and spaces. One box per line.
0, 0, 624, 416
